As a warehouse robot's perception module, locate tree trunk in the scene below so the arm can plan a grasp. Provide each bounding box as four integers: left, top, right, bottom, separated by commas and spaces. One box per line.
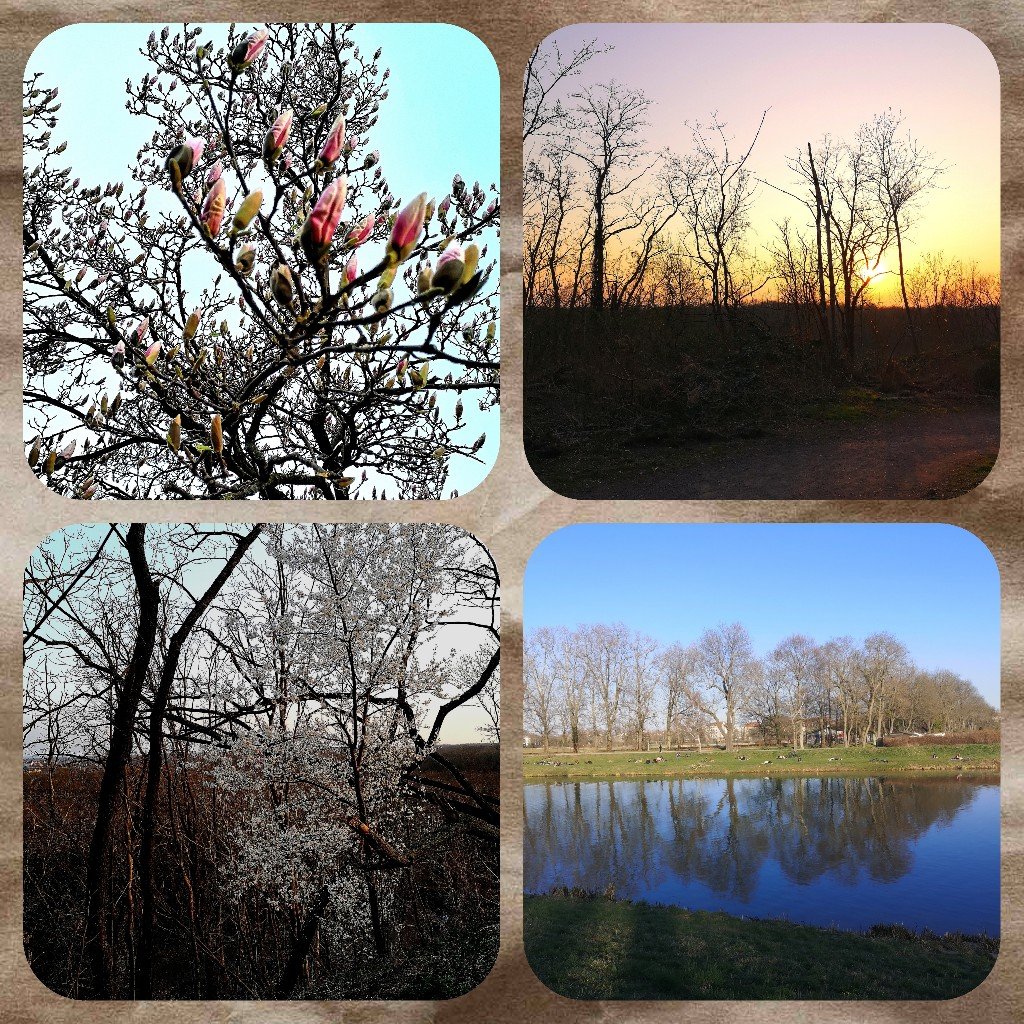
85, 524, 160, 997
137, 526, 262, 997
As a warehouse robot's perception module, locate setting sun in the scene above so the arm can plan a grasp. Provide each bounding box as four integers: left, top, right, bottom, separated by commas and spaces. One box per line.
860, 259, 887, 282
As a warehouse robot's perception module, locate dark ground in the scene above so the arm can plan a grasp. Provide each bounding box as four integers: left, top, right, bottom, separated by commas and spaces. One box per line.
575, 401, 998, 499
525, 305, 999, 500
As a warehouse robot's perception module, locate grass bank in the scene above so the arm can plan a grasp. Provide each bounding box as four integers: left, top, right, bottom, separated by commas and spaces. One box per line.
523, 743, 1000, 779
523, 892, 998, 1000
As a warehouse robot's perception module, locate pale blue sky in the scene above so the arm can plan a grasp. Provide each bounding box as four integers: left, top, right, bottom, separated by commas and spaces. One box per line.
525, 524, 1000, 706
25, 22, 500, 496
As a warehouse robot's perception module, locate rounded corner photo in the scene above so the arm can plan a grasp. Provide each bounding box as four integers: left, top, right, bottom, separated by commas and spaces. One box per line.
523, 24, 999, 500
23, 521, 499, 999
23, 22, 499, 501
522, 523, 1000, 1000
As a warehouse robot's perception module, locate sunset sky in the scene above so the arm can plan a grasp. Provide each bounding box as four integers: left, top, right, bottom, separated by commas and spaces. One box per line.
531, 23, 999, 303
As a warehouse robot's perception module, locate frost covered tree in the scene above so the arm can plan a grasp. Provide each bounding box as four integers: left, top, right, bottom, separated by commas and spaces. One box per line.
23, 23, 499, 499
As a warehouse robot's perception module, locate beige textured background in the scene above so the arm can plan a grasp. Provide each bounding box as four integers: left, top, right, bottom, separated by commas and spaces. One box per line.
1, 3, 1021, 1021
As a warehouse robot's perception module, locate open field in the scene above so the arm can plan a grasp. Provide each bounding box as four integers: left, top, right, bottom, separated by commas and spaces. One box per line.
523, 892, 998, 1000
523, 743, 1000, 780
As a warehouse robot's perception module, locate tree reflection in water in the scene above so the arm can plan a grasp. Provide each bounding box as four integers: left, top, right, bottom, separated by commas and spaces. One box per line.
524, 775, 999, 934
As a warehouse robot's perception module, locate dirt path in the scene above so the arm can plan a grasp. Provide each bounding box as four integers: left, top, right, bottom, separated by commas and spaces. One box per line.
581, 406, 999, 500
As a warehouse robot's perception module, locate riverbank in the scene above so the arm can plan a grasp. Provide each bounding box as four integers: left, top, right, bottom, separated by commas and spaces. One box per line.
523, 892, 998, 999
523, 743, 1000, 779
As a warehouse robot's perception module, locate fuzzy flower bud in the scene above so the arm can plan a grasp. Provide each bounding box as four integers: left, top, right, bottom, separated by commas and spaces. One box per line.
230, 28, 269, 71
206, 160, 223, 186
346, 213, 374, 248
183, 308, 202, 342
388, 192, 427, 263
318, 113, 346, 168
431, 242, 465, 294
263, 108, 293, 164
231, 190, 263, 236
300, 177, 347, 264
201, 176, 227, 235
270, 264, 295, 309
344, 254, 359, 285
235, 243, 256, 276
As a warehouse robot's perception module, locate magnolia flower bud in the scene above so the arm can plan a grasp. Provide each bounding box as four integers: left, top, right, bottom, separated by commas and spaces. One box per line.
61, 440, 76, 460
346, 213, 374, 248
231, 190, 263, 236
388, 192, 427, 263
135, 318, 150, 344
111, 340, 125, 368
167, 414, 181, 451
184, 308, 202, 342
431, 243, 465, 294
165, 143, 194, 184
318, 113, 346, 168
417, 267, 433, 294
43, 451, 57, 476
211, 413, 223, 454
201, 176, 227, 235
371, 287, 393, 314
344, 254, 359, 285
144, 340, 161, 366
300, 178, 347, 265
206, 160, 223, 186
461, 244, 480, 284
263, 108, 293, 164
28, 437, 42, 467
363, 150, 379, 170
235, 243, 256, 276
229, 28, 269, 71
270, 264, 295, 308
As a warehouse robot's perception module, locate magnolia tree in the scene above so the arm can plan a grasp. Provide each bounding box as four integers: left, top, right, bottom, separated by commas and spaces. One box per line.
24, 23, 499, 499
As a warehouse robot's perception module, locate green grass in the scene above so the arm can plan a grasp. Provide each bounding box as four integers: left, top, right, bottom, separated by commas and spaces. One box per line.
524, 893, 998, 1000
524, 743, 1000, 780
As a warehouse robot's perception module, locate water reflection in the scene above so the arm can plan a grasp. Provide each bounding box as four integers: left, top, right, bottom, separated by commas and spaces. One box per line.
524, 775, 999, 935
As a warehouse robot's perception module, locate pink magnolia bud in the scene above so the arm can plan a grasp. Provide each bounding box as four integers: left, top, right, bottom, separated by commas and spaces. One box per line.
344, 254, 359, 284
186, 138, 206, 164
135, 317, 149, 344
263, 109, 293, 163
432, 242, 466, 293
143, 340, 161, 366
300, 177, 347, 263
346, 213, 374, 247
363, 150, 379, 170
438, 195, 451, 218
230, 28, 269, 70
201, 176, 227, 236
111, 340, 125, 368
388, 193, 427, 262
437, 242, 464, 266
206, 160, 223, 186
318, 113, 346, 168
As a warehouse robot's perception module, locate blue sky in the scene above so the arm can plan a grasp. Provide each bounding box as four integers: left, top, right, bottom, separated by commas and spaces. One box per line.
25, 22, 500, 496
524, 524, 1000, 706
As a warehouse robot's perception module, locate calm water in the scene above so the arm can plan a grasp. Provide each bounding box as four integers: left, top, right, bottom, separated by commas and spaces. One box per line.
524, 775, 1000, 935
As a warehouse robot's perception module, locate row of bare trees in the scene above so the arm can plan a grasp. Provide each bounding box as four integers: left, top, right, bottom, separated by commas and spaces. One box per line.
524, 623, 997, 753
523, 38, 997, 362
24, 523, 499, 999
